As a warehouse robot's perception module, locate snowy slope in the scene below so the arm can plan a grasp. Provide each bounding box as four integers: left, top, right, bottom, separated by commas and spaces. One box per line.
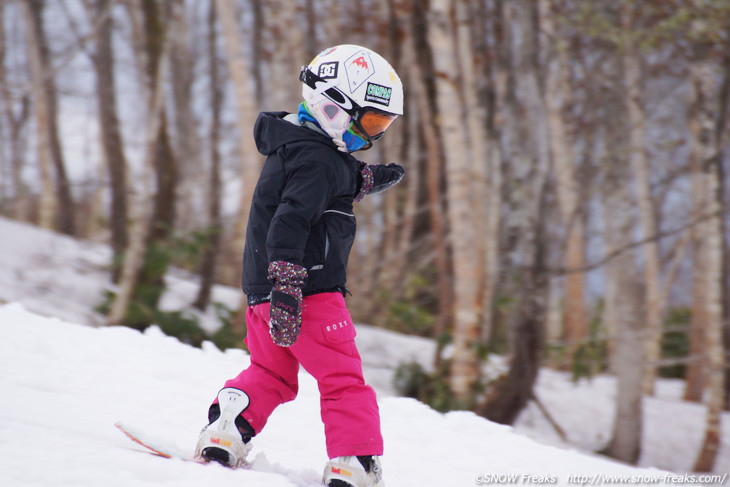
516, 370, 730, 475
1, 216, 728, 484
0, 303, 680, 487
0, 217, 241, 330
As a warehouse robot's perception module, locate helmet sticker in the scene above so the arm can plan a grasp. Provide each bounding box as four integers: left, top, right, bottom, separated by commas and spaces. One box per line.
318, 62, 339, 80
319, 46, 338, 57
365, 82, 392, 107
345, 50, 375, 94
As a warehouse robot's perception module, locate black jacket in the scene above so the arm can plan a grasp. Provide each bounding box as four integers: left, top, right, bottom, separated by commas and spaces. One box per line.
241, 112, 361, 297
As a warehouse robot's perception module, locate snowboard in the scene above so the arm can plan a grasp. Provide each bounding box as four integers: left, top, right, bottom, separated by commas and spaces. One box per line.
114, 421, 208, 464
114, 388, 250, 466
114, 421, 326, 486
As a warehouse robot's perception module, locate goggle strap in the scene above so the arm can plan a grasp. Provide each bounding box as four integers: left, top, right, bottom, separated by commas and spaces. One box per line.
300, 66, 360, 117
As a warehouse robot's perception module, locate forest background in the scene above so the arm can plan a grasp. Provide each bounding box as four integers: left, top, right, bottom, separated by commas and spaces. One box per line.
1, 0, 728, 474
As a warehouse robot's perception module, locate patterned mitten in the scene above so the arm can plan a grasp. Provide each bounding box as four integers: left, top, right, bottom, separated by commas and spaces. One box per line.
354, 162, 405, 202
267, 261, 307, 346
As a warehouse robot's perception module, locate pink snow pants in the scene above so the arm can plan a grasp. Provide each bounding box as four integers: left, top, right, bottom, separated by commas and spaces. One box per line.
220, 292, 383, 458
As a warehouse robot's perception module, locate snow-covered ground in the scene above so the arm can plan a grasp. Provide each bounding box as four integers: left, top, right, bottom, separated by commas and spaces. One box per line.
0, 217, 728, 486
0, 303, 681, 487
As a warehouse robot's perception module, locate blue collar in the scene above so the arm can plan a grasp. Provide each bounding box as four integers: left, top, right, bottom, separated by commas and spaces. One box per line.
297, 102, 369, 152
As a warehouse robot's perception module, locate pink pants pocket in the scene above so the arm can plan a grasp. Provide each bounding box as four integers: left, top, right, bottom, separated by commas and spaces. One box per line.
320, 314, 358, 358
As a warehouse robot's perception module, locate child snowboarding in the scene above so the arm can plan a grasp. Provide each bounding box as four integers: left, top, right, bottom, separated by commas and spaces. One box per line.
194, 44, 405, 487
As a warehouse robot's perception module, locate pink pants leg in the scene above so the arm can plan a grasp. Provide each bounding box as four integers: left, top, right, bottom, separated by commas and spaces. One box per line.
220, 292, 383, 458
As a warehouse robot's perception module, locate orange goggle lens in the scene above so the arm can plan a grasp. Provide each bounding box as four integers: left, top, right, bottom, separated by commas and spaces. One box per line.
358, 110, 397, 138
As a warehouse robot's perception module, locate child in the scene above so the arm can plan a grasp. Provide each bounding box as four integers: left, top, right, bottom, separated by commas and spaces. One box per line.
194, 44, 405, 487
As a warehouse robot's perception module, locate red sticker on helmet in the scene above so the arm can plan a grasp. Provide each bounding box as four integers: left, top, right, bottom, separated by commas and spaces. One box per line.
344, 50, 375, 94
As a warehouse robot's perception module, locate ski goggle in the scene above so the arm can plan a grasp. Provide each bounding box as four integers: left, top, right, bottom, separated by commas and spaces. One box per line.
353, 109, 397, 140
300, 66, 398, 142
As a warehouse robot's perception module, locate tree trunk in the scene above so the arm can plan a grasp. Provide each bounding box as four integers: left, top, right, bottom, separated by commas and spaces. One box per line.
106, 0, 177, 327
720, 38, 730, 414
428, 0, 482, 404
684, 46, 720, 403
170, 7, 203, 232
478, 178, 549, 425
216, 0, 262, 271
601, 137, 645, 463
216, 0, 266, 319
410, 0, 452, 361
92, 0, 129, 282
456, 0, 490, 333
0, 1, 31, 222
620, 3, 664, 396
193, 0, 223, 311
21, 0, 58, 233
21, 0, 76, 235
604, 270, 644, 464
479, 0, 509, 346
690, 35, 726, 473
601, 173, 645, 465
127, 0, 179, 327
692, 147, 725, 474
542, 0, 588, 359
684, 161, 708, 402
601, 27, 644, 463
366, 8, 415, 318
478, 0, 550, 424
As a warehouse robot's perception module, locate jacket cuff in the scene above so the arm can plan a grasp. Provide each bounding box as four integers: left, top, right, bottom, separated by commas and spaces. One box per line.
354, 164, 374, 202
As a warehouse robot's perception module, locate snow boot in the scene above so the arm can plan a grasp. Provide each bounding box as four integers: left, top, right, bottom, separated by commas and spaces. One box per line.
194, 388, 254, 468
323, 455, 384, 487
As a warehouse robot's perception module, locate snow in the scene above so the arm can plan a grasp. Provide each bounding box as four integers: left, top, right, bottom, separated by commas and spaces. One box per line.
516, 371, 730, 475
0, 303, 674, 487
0, 217, 241, 330
0, 216, 728, 486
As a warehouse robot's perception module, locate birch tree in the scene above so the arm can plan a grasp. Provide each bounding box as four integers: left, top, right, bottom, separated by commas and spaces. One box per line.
479, 0, 550, 424
127, 0, 181, 325
0, 1, 31, 222
193, 0, 223, 311
428, 0, 481, 403
408, 0, 452, 355
21, 0, 76, 235
620, 2, 664, 396
170, 6, 203, 232
601, 22, 644, 463
688, 23, 727, 472
106, 0, 178, 327
455, 0, 491, 335
542, 0, 588, 359
215, 0, 261, 266
90, 0, 129, 281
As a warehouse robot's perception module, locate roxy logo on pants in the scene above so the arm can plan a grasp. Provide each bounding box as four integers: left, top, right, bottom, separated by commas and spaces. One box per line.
325, 320, 351, 333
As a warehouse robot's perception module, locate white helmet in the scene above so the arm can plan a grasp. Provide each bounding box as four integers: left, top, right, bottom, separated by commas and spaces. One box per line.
300, 44, 403, 151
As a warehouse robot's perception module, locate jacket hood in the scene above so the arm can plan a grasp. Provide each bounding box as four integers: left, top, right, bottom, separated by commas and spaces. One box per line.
254, 111, 336, 156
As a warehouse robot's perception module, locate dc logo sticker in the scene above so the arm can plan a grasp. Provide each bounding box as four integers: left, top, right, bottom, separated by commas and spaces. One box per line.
318, 62, 338, 80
